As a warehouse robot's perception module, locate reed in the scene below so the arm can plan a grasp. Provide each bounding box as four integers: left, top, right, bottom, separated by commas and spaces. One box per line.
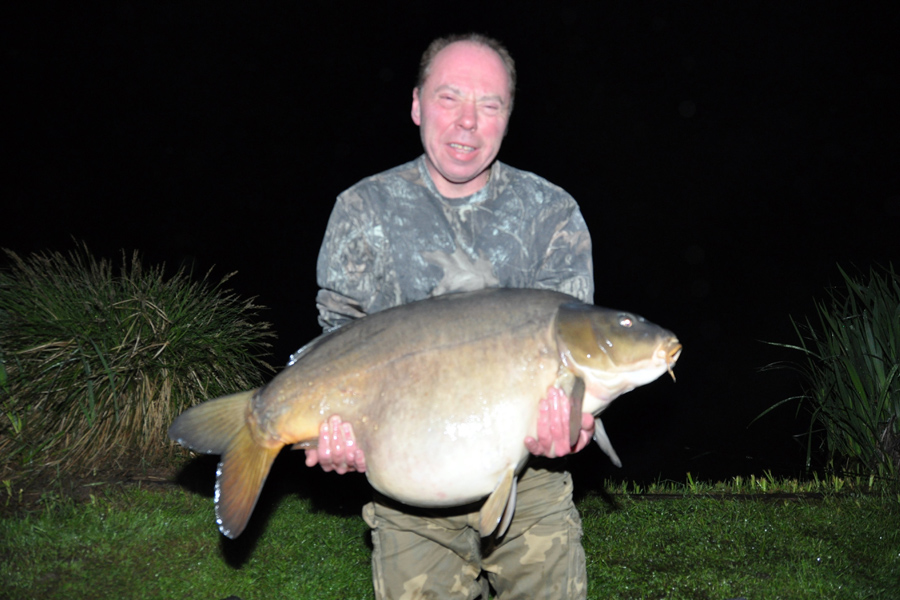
0, 243, 275, 482
762, 264, 900, 482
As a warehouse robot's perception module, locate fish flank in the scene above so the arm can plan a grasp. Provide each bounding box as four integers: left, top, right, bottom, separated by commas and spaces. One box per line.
353, 315, 553, 376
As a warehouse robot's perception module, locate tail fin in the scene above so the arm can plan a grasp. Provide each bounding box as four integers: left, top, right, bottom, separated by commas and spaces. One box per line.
169, 390, 282, 539
215, 424, 281, 538
169, 391, 256, 454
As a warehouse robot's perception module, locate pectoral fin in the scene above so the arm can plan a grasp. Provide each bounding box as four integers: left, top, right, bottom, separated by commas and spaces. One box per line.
496, 475, 517, 538
479, 467, 517, 537
553, 371, 586, 449
568, 377, 585, 447
593, 417, 622, 468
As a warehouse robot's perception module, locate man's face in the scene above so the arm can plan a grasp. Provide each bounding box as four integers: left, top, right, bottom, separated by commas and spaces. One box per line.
412, 42, 511, 198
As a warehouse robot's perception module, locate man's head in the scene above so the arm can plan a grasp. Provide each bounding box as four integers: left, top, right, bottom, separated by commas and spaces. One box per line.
412, 34, 515, 198
417, 34, 517, 113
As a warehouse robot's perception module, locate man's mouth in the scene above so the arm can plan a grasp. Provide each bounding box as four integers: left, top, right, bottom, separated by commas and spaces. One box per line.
449, 142, 476, 153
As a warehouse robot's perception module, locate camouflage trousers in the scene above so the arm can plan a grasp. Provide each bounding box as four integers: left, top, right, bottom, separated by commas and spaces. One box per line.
362, 466, 587, 600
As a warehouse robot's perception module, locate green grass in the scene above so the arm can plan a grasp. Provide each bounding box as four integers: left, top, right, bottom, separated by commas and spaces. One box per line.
1, 484, 373, 599
2, 473, 898, 600
583, 494, 899, 599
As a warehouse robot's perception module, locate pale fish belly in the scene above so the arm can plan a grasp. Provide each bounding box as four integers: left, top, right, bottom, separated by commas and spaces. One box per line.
362, 394, 541, 507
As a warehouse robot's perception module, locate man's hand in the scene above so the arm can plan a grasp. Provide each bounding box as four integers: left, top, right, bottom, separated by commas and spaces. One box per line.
304, 415, 367, 474
524, 386, 594, 458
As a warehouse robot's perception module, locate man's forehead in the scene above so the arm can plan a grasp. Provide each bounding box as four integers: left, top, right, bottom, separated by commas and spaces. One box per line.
425, 42, 511, 98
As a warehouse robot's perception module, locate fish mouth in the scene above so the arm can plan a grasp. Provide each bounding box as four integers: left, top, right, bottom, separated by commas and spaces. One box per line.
665, 341, 682, 382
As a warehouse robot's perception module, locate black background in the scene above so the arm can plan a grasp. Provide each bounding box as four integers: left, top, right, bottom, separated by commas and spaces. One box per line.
5, 2, 899, 484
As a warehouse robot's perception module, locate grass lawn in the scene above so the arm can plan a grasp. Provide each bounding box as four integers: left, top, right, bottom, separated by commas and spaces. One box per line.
2, 460, 898, 600
582, 491, 899, 598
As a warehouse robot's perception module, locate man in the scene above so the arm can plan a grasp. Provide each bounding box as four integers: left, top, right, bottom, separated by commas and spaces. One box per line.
303, 33, 596, 599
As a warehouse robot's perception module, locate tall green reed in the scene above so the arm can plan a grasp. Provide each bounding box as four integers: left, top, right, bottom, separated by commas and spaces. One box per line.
761, 265, 899, 482
0, 243, 275, 481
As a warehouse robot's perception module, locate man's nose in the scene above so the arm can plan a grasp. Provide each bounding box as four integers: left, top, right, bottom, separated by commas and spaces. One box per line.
457, 100, 477, 130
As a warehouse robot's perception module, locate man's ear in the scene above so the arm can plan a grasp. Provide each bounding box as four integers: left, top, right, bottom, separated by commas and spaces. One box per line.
411, 87, 421, 125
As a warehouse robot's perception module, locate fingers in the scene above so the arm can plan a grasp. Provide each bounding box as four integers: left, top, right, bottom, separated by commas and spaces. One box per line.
304, 448, 320, 467
526, 387, 594, 458
525, 398, 552, 455
572, 412, 596, 453
307, 415, 366, 474
350, 450, 367, 472
547, 390, 565, 451
325, 415, 349, 474
339, 421, 367, 473
545, 387, 571, 457
528, 395, 565, 458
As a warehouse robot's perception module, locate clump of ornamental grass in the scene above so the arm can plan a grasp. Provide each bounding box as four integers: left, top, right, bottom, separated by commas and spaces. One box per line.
761, 264, 900, 484
0, 243, 274, 483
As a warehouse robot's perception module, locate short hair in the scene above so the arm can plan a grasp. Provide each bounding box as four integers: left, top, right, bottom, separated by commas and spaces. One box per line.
416, 33, 517, 113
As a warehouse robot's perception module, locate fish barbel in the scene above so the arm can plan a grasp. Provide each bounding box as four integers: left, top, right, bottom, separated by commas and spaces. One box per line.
169, 288, 681, 539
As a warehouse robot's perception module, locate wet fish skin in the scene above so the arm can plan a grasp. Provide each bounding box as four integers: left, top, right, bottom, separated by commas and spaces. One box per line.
169, 288, 681, 539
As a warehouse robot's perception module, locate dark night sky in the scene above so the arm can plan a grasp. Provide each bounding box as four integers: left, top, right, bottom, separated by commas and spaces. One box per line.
5, 2, 899, 484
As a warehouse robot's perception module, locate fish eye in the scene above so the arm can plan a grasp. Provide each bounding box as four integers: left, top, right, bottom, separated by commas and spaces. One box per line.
618, 314, 634, 328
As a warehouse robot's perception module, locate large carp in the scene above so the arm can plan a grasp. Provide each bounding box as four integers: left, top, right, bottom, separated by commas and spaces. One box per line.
169, 288, 681, 539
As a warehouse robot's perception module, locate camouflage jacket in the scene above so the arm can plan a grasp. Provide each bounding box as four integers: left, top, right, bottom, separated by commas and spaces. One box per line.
315, 155, 594, 331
